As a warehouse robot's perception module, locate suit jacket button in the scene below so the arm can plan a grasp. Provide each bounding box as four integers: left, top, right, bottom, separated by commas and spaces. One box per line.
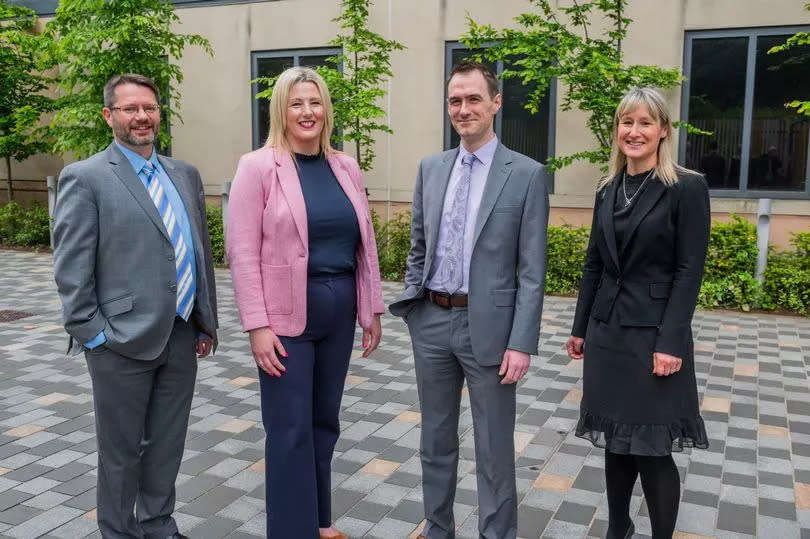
168, 254, 175, 261
170, 284, 177, 292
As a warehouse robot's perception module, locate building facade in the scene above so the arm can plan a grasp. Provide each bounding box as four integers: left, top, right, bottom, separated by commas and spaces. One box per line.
8, 0, 810, 245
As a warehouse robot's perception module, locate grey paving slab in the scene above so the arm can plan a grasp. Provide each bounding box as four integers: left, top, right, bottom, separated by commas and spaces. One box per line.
1, 250, 810, 537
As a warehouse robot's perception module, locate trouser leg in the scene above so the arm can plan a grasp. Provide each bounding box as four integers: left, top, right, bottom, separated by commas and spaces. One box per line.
453, 308, 517, 539
86, 347, 160, 539
311, 275, 356, 527
409, 301, 464, 539
137, 319, 197, 538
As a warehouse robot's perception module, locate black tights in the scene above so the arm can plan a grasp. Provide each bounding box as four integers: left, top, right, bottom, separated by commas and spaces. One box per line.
604, 450, 681, 539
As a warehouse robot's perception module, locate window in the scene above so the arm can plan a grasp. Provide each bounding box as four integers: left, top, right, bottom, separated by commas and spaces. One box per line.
681, 28, 810, 197
444, 42, 556, 187
251, 48, 339, 149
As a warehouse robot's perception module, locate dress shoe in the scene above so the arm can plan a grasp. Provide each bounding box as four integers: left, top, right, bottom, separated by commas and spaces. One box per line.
319, 531, 348, 539
166, 534, 189, 539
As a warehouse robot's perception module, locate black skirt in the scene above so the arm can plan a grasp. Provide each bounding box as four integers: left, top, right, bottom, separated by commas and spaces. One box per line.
575, 311, 709, 456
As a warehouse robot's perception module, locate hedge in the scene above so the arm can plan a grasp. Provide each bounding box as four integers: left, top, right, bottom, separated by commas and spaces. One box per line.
2, 201, 808, 314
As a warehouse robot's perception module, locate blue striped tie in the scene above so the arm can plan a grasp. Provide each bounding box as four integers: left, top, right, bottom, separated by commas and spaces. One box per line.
143, 162, 195, 320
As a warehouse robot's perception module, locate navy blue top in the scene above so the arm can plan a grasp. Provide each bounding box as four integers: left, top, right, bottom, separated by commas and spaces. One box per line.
296, 153, 361, 275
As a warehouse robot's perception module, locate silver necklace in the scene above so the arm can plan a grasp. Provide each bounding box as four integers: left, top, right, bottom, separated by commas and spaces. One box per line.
621, 169, 653, 207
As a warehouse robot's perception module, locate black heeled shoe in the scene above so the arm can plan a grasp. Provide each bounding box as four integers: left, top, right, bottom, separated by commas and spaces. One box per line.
623, 521, 635, 538
607, 520, 635, 539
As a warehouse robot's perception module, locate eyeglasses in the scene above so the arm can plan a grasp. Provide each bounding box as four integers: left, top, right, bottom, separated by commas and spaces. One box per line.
109, 104, 161, 115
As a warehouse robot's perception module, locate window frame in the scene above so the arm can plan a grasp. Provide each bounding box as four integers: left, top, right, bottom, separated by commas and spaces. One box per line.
250, 47, 341, 150
680, 26, 810, 199
443, 41, 557, 193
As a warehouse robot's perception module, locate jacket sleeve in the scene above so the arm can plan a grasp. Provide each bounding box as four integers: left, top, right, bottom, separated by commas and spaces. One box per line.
506, 165, 550, 355
52, 165, 106, 343
654, 175, 711, 357
402, 160, 426, 293
226, 155, 270, 332
571, 192, 606, 338
193, 166, 219, 336
347, 156, 384, 314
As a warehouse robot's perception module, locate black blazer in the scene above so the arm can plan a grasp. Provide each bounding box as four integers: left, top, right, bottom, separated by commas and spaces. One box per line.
571, 171, 710, 359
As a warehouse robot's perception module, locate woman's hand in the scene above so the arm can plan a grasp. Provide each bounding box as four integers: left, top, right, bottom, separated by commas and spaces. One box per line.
249, 327, 287, 377
362, 314, 382, 358
567, 336, 585, 360
653, 351, 682, 376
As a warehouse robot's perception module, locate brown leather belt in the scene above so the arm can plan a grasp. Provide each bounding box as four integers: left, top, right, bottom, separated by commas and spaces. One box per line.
426, 289, 468, 308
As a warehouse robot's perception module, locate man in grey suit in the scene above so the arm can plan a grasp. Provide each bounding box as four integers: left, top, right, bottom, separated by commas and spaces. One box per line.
52, 73, 218, 539
389, 61, 548, 539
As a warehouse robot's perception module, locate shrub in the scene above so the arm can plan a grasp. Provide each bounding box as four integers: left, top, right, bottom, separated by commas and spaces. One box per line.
703, 214, 758, 279
205, 205, 225, 265
0, 201, 50, 247
759, 232, 810, 314
372, 209, 411, 281
545, 225, 590, 295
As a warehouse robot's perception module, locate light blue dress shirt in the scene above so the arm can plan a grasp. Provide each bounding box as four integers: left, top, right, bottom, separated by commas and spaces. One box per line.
85, 142, 198, 349
426, 136, 498, 295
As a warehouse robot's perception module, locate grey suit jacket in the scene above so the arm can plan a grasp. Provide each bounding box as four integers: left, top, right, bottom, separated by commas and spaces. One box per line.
390, 143, 549, 365
52, 143, 218, 360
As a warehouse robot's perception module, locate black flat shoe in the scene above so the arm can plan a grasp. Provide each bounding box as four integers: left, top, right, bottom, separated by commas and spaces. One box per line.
624, 521, 635, 539
167, 534, 189, 539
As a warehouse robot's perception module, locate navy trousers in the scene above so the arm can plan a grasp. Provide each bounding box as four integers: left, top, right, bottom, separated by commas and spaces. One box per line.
259, 273, 357, 538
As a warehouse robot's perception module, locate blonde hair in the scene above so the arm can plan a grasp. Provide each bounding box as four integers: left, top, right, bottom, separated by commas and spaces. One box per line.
264, 66, 335, 155
599, 87, 697, 190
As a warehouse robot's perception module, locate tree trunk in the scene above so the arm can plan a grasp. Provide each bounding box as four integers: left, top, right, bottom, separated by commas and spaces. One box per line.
4, 155, 12, 202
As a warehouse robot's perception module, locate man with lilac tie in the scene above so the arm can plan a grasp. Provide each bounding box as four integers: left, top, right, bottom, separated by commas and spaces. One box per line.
390, 61, 549, 539
52, 73, 218, 539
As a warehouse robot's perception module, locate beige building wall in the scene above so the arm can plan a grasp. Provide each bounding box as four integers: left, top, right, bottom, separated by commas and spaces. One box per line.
6, 0, 810, 243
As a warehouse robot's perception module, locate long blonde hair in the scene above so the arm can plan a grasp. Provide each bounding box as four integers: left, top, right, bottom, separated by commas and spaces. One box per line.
264, 66, 335, 155
599, 87, 696, 190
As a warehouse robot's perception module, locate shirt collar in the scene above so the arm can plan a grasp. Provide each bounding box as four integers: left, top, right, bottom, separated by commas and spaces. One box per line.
115, 140, 157, 174
459, 136, 498, 166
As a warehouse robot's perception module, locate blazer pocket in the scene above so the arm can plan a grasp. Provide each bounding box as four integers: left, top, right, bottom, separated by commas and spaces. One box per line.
492, 288, 517, 307
650, 282, 673, 299
261, 264, 293, 314
492, 205, 521, 214
100, 295, 133, 318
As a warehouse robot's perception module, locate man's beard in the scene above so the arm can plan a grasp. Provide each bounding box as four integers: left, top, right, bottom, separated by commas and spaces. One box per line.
117, 123, 156, 147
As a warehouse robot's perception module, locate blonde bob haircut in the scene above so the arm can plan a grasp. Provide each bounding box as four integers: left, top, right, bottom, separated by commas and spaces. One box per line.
600, 87, 696, 190
264, 66, 335, 156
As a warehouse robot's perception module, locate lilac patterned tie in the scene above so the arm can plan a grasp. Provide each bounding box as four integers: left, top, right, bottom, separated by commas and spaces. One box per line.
431, 153, 476, 294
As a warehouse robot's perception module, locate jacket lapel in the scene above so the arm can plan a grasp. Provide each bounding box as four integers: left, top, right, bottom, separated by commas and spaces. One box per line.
619, 177, 666, 257
326, 153, 369, 248
599, 176, 621, 272
472, 143, 512, 248
157, 155, 204, 258
274, 150, 308, 245
107, 144, 171, 243
425, 150, 458, 263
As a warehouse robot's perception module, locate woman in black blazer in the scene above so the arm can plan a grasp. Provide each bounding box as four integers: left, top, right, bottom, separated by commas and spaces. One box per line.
567, 88, 710, 539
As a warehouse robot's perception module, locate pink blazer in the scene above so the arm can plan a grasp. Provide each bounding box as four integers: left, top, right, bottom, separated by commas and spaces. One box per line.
226, 147, 384, 336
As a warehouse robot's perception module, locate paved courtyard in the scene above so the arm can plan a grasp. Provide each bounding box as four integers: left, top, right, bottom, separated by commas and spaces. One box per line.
0, 249, 810, 538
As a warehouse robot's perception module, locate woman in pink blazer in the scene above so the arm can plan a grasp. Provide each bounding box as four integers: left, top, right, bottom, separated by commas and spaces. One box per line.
227, 67, 384, 539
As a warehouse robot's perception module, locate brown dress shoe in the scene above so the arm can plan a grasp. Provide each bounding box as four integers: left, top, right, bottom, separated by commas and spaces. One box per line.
319, 532, 348, 539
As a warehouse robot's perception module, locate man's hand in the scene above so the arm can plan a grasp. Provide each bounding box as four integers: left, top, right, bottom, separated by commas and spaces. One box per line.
653, 352, 682, 376
362, 314, 382, 358
196, 337, 213, 358
249, 327, 287, 377
567, 336, 585, 360
499, 348, 530, 384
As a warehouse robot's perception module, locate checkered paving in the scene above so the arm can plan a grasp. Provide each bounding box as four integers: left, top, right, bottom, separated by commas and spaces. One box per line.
0, 249, 809, 538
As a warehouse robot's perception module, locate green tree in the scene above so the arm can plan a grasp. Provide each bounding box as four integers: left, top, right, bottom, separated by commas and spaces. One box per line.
462, 0, 696, 170
0, 1, 53, 201
768, 2, 810, 117
42, 0, 212, 158
257, 0, 404, 172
